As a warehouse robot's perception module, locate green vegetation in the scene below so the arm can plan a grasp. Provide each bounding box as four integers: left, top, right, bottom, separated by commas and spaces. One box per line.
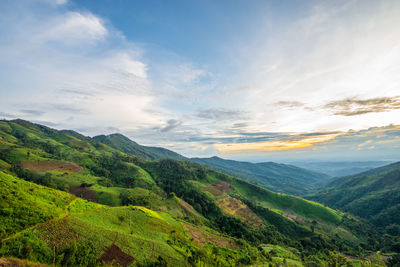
0, 119, 398, 266
309, 162, 400, 229
95, 133, 330, 196
191, 156, 330, 196
309, 162, 400, 255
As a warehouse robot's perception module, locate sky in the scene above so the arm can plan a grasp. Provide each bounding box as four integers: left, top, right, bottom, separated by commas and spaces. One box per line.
0, 0, 400, 162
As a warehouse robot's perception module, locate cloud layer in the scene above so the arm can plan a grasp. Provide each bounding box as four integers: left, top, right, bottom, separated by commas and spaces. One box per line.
1, 0, 400, 161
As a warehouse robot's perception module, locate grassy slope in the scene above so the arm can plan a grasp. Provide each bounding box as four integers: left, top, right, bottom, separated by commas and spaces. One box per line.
0, 171, 74, 239
308, 162, 400, 227
1, 171, 258, 266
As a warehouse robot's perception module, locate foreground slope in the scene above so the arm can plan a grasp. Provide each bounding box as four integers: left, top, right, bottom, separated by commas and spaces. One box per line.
0, 171, 259, 266
308, 162, 400, 229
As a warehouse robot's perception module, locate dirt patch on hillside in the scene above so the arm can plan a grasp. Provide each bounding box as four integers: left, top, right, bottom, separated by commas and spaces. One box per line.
69, 186, 97, 202
205, 181, 231, 197
0, 258, 47, 266
214, 181, 230, 192
216, 196, 264, 227
183, 223, 237, 250
283, 212, 303, 223
97, 245, 135, 266
21, 160, 83, 174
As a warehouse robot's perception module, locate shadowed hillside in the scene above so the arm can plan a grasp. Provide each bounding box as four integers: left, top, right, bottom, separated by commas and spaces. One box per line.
308, 162, 400, 232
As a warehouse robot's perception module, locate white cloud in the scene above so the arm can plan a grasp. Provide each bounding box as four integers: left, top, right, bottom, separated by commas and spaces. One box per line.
0, 1, 167, 136
39, 12, 107, 45
104, 52, 148, 79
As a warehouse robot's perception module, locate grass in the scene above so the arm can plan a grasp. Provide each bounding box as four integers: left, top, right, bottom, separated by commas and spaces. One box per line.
0, 171, 74, 239
229, 178, 342, 225
52, 172, 100, 188
0, 172, 194, 266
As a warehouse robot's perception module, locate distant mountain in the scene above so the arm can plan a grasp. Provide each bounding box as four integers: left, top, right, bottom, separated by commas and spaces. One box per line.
288, 161, 392, 177
191, 156, 330, 196
308, 161, 400, 228
93, 133, 187, 161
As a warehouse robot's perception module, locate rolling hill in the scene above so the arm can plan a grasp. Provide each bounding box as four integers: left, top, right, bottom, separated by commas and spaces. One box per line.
308, 162, 400, 230
0, 119, 396, 266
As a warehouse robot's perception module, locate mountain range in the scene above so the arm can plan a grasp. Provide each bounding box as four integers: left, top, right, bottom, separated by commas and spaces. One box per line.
94, 133, 330, 196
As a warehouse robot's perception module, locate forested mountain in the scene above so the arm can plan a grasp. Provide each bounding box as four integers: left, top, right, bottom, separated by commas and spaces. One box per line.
308, 162, 400, 231
0, 119, 398, 266
94, 133, 187, 161
94, 133, 329, 196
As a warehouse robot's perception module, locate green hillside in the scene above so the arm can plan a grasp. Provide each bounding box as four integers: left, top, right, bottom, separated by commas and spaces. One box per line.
308, 162, 400, 232
191, 156, 330, 196
0, 119, 397, 266
0, 172, 257, 266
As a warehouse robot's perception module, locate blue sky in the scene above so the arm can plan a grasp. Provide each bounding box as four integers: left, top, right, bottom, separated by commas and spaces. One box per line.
1, 0, 400, 161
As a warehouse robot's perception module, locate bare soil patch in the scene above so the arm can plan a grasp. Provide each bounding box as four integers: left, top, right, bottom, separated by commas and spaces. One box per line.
21, 160, 83, 174
69, 186, 97, 202
205, 181, 231, 197
283, 212, 303, 223
214, 181, 230, 193
97, 244, 135, 266
216, 196, 264, 227
183, 223, 237, 250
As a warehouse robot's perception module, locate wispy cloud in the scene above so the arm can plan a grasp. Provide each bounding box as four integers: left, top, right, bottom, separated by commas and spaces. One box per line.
324, 96, 400, 116
195, 108, 247, 121
20, 109, 46, 116
275, 101, 305, 109
160, 119, 182, 133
